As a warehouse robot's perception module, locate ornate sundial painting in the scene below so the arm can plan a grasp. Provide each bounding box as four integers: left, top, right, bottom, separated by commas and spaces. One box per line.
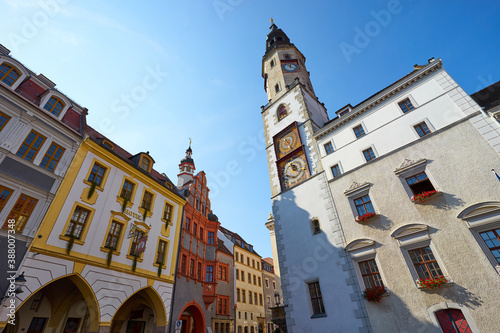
278, 150, 310, 190
274, 124, 301, 159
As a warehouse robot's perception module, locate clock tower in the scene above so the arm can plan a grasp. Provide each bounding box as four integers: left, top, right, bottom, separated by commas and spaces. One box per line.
261, 23, 369, 333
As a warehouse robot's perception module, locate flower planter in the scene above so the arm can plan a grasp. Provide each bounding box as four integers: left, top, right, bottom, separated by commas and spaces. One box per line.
411, 190, 439, 203
355, 212, 377, 222
417, 276, 447, 290
362, 286, 387, 302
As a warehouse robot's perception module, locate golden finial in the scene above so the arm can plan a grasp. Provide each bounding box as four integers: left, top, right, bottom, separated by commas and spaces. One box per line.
189, 137, 192, 146
270, 18, 274, 24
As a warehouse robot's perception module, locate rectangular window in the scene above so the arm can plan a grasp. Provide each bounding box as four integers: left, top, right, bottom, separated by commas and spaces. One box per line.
218, 266, 222, 280
222, 267, 227, 280
16, 130, 46, 161
218, 298, 222, 314
267, 296, 271, 306
363, 148, 375, 162
223, 298, 227, 315
87, 162, 106, 186
156, 240, 167, 265
353, 125, 365, 138
324, 142, 334, 155
247, 257, 250, 266
181, 255, 187, 274
254, 293, 258, 305
193, 223, 197, 237
252, 259, 255, 268
358, 259, 383, 289
265, 278, 269, 288
206, 265, 213, 282
141, 191, 153, 211
354, 195, 375, 216
0, 185, 14, 214
242, 289, 246, 303
163, 203, 173, 222
120, 180, 134, 200
236, 288, 240, 302
65, 206, 89, 239
129, 230, 145, 256
258, 276, 261, 287
259, 293, 263, 306
190, 259, 195, 277
185, 217, 190, 231
39, 142, 65, 172
308, 281, 326, 315
104, 221, 122, 249
331, 164, 341, 178
241, 270, 244, 282
2, 194, 38, 232
406, 172, 435, 195
208, 231, 215, 244
248, 273, 251, 283
197, 262, 202, 280
253, 275, 256, 285
249, 291, 252, 304
0, 112, 11, 131
480, 229, 500, 264
398, 98, 414, 113
408, 246, 443, 280
414, 122, 431, 137
236, 269, 239, 280
257, 262, 260, 270
199, 227, 204, 241
273, 281, 276, 290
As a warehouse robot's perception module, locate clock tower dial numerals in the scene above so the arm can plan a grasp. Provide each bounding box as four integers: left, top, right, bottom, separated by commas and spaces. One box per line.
280, 153, 310, 190
276, 126, 301, 159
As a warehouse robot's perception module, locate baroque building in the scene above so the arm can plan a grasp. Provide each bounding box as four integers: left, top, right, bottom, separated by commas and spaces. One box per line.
260, 23, 500, 333
170, 145, 234, 333
219, 227, 265, 333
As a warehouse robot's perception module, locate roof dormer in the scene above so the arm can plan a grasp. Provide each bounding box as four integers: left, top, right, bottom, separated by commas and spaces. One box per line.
39, 89, 72, 120
335, 104, 353, 118
129, 152, 155, 173
0, 56, 30, 91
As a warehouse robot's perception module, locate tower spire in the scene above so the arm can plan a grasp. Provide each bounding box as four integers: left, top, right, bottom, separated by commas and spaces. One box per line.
177, 139, 195, 187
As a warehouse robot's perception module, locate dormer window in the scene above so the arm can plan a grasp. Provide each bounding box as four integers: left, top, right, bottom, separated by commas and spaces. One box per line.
43, 97, 65, 116
0, 63, 20, 86
140, 156, 151, 172
339, 110, 349, 117
102, 140, 114, 150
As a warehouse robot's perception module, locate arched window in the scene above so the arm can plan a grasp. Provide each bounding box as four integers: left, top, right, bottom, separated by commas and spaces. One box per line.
0, 63, 21, 86
278, 105, 287, 120
43, 96, 65, 116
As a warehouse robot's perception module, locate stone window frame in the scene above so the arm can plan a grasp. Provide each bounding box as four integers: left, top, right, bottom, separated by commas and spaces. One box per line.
344, 182, 378, 220
457, 201, 500, 275
391, 223, 452, 288
345, 239, 388, 293
394, 158, 441, 202
396, 95, 418, 114
427, 302, 479, 333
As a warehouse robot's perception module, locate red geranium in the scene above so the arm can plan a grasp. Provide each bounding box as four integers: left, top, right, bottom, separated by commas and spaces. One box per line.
362, 286, 386, 302
355, 212, 376, 222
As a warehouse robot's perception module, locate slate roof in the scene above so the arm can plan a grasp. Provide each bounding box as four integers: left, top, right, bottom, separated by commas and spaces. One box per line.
471, 81, 500, 111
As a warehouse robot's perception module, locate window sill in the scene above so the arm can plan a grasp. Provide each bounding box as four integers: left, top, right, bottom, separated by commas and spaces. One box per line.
495, 265, 500, 275
59, 235, 84, 246
126, 254, 144, 262
100, 246, 121, 256
138, 207, 153, 219
355, 213, 378, 223
411, 191, 443, 204
83, 179, 104, 192
310, 313, 327, 319
416, 277, 453, 291
116, 196, 133, 209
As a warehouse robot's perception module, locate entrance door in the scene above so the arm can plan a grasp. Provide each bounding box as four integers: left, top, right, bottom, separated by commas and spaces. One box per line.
126, 321, 146, 333
436, 309, 472, 333
27, 318, 48, 333
180, 316, 190, 333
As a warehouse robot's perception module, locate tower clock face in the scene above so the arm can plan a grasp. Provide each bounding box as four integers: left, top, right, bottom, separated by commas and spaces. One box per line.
282, 62, 300, 73
280, 154, 310, 189
276, 126, 301, 159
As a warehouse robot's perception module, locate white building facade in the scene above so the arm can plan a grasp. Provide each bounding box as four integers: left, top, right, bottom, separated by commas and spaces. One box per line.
261, 24, 500, 333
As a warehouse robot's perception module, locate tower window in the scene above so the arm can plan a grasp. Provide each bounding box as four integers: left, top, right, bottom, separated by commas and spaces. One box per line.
275, 83, 280, 94
278, 105, 287, 120
284, 54, 290, 59
270, 59, 275, 68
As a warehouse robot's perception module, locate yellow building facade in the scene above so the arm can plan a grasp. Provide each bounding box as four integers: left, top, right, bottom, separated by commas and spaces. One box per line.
0, 134, 185, 333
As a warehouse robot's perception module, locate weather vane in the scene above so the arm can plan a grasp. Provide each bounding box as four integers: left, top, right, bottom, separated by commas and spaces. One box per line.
189, 137, 192, 146
270, 18, 273, 23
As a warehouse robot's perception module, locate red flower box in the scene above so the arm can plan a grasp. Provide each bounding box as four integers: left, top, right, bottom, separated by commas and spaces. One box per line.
355, 212, 376, 222
362, 286, 386, 302
411, 190, 438, 203
417, 276, 447, 290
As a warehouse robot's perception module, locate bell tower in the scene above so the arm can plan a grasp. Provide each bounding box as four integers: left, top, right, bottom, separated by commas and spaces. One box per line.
261, 22, 329, 197
177, 140, 195, 187
263, 21, 316, 103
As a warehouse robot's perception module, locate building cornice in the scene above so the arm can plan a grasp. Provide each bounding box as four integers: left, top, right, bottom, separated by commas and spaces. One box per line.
315, 59, 443, 140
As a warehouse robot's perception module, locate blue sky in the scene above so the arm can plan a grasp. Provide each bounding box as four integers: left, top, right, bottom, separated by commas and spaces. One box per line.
2, 0, 499, 259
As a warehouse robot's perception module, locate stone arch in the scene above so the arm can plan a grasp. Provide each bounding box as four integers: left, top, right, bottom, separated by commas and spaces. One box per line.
426, 302, 479, 332
178, 300, 206, 333
1, 273, 100, 332
110, 286, 167, 333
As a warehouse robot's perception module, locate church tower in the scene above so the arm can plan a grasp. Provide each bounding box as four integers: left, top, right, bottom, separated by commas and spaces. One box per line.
177, 142, 195, 187
261, 22, 370, 333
